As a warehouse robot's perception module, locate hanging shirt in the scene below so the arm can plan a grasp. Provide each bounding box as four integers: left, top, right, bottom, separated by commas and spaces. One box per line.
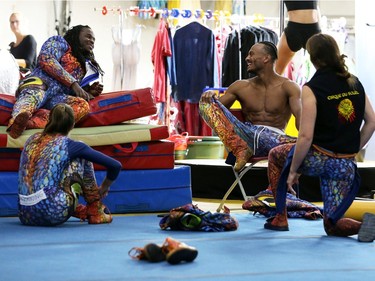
172, 21, 215, 103
151, 20, 172, 103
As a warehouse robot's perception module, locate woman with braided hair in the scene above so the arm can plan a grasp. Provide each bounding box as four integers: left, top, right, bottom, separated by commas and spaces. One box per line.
7, 25, 104, 139
18, 103, 121, 226
264, 34, 375, 242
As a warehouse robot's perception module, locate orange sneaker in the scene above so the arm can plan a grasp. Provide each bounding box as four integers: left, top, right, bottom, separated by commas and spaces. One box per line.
162, 237, 198, 265
86, 201, 112, 224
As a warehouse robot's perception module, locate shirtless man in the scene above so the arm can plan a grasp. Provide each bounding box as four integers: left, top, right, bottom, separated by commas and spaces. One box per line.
199, 41, 301, 172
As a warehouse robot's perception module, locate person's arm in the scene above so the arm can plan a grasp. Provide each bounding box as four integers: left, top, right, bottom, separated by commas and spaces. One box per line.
284, 80, 302, 130
359, 94, 375, 150
38, 36, 77, 87
68, 140, 122, 197
15, 58, 27, 68
287, 85, 316, 190
219, 81, 244, 108
38, 36, 92, 100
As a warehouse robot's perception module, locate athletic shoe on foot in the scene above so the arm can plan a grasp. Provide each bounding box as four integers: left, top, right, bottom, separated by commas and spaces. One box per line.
264, 213, 289, 231
8, 112, 31, 139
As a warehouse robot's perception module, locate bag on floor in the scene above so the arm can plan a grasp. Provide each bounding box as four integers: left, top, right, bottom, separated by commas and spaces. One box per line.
242, 189, 323, 219
159, 203, 239, 232
76, 88, 157, 127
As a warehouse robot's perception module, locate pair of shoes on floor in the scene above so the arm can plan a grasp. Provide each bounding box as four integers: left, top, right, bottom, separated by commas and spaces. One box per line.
264, 214, 289, 231
358, 212, 375, 242
128, 237, 198, 265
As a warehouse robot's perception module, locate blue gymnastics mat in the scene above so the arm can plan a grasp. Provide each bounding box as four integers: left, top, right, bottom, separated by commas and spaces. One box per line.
0, 165, 192, 216
1, 213, 374, 281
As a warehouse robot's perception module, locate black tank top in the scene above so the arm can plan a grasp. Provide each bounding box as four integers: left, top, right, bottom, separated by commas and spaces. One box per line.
305, 68, 365, 154
284, 1, 318, 11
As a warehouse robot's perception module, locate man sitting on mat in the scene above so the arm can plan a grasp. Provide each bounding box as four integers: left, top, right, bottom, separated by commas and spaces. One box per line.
199, 41, 301, 172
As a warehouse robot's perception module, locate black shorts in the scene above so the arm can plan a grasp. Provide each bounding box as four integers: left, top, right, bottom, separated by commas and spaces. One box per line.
284, 21, 321, 52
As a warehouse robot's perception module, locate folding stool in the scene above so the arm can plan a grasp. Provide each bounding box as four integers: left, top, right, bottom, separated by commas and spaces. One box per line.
216, 152, 268, 212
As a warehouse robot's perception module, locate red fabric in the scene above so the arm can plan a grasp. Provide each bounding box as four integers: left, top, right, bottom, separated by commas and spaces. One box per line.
149, 125, 170, 140
92, 141, 174, 170
175, 101, 212, 136
76, 88, 157, 127
0, 94, 16, 126
151, 20, 172, 103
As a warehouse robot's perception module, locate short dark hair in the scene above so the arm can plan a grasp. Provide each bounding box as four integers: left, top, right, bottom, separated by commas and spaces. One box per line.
259, 41, 278, 61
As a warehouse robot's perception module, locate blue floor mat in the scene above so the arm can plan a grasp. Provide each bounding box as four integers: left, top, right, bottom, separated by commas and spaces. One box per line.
1, 213, 374, 281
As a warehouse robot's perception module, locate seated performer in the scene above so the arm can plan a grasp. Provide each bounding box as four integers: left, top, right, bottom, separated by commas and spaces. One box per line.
264, 34, 375, 243
18, 104, 122, 226
199, 41, 301, 172
7, 24, 104, 139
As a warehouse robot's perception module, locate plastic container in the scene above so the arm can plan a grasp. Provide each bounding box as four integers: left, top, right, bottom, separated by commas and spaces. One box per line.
186, 136, 225, 159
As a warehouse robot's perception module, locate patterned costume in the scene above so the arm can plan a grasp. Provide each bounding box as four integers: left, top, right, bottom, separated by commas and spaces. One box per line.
269, 67, 366, 237
8, 35, 90, 130
199, 98, 296, 161
18, 133, 121, 226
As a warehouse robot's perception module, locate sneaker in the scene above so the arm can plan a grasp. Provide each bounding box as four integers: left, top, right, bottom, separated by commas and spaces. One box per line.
128, 243, 166, 262
358, 212, 375, 242
8, 112, 31, 139
264, 213, 289, 231
162, 237, 198, 265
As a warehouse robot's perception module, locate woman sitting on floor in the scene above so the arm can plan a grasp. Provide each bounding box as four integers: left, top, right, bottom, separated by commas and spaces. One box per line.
18, 103, 122, 226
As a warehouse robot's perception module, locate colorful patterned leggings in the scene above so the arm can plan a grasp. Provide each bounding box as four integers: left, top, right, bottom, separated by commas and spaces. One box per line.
18, 159, 98, 226
9, 85, 89, 129
268, 143, 361, 237
199, 99, 296, 158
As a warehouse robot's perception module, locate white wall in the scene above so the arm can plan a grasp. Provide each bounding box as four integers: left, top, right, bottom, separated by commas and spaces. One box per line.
356, 0, 375, 160
1, 0, 355, 92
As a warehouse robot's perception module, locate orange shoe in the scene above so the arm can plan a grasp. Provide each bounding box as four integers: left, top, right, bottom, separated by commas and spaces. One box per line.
162, 237, 198, 265
71, 204, 87, 221
264, 213, 289, 231
86, 201, 112, 224
234, 148, 252, 172
128, 243, 166, 262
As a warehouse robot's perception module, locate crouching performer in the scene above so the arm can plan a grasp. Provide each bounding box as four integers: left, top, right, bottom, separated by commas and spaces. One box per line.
199, 42, 301, 172
18, 104, 121, 226
264, 34, 375, 242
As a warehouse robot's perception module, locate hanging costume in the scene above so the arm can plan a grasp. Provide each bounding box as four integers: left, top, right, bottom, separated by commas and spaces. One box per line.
269, 67, 366, 236
18, 133, 121, 226
7, 35, 92, 132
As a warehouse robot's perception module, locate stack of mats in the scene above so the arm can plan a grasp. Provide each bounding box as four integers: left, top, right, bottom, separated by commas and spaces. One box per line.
0, 88, 192, 216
